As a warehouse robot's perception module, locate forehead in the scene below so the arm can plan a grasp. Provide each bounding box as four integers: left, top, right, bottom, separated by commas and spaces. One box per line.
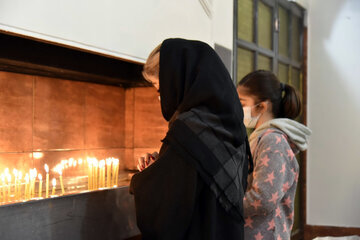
237, 86, 256, 103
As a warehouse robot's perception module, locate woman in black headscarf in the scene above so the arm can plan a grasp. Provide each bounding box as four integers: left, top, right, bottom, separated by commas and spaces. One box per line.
130, 38, 252, 240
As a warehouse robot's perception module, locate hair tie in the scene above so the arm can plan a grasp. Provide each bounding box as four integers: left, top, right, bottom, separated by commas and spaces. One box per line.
280, 82, 286, 92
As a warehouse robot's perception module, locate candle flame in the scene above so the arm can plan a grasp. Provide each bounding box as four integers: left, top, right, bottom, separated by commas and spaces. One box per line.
93, 159, 99, 167
52, 178, 56, 187
53, 165, 63, 175
38, 174, 42, 181
30, 168, 37, 179
78, 158, 83, 164
18, 171, 22, 180
44, 164, 49, 173
69, 158, 74, 167
33, 152, 44, 159
99, 160, 105, 168
106, 158, 112, 166
25, 173, 29, 183
6, 174, 11, 183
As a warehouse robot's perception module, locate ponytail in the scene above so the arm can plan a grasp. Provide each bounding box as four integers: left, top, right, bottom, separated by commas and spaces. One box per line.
238, 70, 301, 120
280, 83, 301, 119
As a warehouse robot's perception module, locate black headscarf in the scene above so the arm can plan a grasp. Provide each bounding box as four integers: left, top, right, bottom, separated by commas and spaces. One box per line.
159, 38, 252, 220
160, 39, 245, 145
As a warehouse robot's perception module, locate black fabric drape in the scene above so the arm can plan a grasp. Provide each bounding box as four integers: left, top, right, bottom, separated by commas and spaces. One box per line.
159, 39, 252, 219
159, 39, 246, 147
130, 38, 252, 239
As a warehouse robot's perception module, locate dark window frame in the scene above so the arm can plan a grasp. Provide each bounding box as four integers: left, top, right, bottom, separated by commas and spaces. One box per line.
233, 0, 305, 84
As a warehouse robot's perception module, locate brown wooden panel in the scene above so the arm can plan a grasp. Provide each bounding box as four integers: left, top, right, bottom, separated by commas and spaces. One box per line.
0, 71, 33, 152
124, 88, 135, 149
33, 76, 86, 150
304, 225, 360, 240
124, 148, 135, 170
133, 87, 167, 148
85, 84, 125, 149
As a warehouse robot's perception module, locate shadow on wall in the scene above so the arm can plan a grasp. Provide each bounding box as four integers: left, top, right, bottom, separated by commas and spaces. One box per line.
307, 0, 360, 228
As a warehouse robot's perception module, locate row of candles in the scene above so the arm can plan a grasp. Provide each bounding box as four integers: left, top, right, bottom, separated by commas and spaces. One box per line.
87, 157, 120, 190
0, 157, 120, 205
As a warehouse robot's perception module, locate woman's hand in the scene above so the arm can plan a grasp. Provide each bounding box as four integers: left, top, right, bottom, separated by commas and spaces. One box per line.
137, 152, 159, 172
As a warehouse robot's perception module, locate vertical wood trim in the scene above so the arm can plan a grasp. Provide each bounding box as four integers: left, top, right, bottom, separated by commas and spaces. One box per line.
300, 26, 308, 239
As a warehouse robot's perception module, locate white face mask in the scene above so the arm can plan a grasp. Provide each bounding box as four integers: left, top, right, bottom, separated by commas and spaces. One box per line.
243, 104, 262, 129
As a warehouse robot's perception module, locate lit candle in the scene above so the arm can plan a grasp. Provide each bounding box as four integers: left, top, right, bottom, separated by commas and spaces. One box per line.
69, 158, 74, 168
38, 174, 43, 198
51, 178, 56, 196
93, 159, 99, 189
33, 169, 37, 198
45, 164, 49, 198
1, 174, 6, 202
7, 173, 11, 202
113, 158, 119, 187
87, 158, 92, 190
98, 161, 103, 188
61, 160, 67, 169
106, 158, 112, 188
27, 170, 33, 199
58, 169, 65, 195
31, 169, 37, 199
13, 169, 18, 201
4, 168, 10, 202
24, 174, 29, 201
17, 171, 22, 200
100, 160, 105, 188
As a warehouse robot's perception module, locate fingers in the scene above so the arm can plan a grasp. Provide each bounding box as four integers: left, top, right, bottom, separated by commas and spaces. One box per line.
145, 153, 152, 165
137, 156, 146, 172
137, 152, 159, 172
152, 152, 159, 160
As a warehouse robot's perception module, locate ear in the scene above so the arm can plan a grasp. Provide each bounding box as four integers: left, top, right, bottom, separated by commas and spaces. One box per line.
258, 101, 270, 114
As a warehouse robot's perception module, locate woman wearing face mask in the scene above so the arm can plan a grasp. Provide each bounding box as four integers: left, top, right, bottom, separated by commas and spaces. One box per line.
130, 39, 252, 240
237, 70, 311, 240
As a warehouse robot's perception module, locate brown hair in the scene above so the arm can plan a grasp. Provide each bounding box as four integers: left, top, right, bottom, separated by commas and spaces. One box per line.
142, 44, 161, 81
238, 70, 301, 119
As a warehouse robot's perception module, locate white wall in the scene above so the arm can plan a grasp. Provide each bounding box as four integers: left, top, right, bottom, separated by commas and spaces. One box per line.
307, 0, 360, 228
0, 0, 213, 63
212, 0, 234, 50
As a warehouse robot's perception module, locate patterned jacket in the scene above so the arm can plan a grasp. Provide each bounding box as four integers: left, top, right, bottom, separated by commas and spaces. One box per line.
244, 128, 299, 240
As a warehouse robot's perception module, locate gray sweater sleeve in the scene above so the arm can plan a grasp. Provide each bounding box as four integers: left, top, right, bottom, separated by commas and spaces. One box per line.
244, 132, 296, 217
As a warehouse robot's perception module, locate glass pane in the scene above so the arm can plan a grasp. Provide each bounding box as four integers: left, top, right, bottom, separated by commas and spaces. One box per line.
258, 1, 272, 50
238, 0, 254, 42
279, 7, 289, 57
278, 63, 289, 84
292, 15, 301, 61
257, 54, 272, 71
291, 67, 301, 92
237, 48, 254, 84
